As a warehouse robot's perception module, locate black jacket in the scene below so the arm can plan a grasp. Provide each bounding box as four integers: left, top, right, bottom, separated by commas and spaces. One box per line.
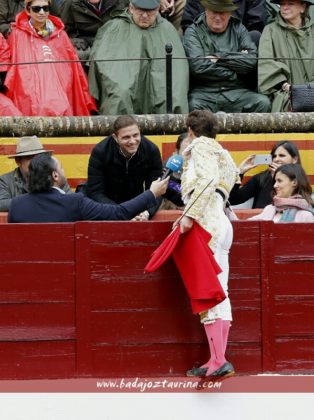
60, 0, 128, 46
8, 188, 157, 223
86, 135, 163, 217
229, 171, 273, 208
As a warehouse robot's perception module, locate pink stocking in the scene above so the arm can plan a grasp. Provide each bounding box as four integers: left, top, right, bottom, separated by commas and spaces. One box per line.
200, 318, 227, 374
222, 320, 231, 353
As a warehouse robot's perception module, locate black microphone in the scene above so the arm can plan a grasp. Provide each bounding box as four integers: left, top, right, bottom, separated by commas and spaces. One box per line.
162, 154, 184, 180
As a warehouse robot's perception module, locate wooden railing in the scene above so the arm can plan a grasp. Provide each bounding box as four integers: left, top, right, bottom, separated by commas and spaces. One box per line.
0, 220, 313, 379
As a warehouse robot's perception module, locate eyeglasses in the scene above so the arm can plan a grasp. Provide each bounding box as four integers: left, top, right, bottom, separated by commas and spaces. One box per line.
134, 7, 158, 15
30, 5, 50, 13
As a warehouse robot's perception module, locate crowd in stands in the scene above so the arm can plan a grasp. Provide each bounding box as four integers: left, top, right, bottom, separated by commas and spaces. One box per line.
0, 0, 313, 116
229, 140, 302, 208
1, 113, 313, 219
2, 116, 171, 222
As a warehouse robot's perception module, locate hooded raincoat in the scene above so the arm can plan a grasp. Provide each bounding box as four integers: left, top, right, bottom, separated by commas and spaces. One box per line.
0, 0, 59, 37
258, 14, 314, 112
4, 10, 96, 116
88, 10, 189, 115
0, 32, 22, 116
183, 13, 270, 112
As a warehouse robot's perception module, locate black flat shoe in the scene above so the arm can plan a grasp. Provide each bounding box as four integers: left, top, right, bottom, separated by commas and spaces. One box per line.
186, 367, 208, 377
209, 362, 235, 379
196, 362, 235, 390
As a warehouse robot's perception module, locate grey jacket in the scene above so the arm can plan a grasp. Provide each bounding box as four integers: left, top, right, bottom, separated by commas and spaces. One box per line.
0, 168, 72, 211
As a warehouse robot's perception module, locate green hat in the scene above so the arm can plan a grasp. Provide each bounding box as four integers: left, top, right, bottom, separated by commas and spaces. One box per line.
131, 0, 161, 9
271, 0, 314, 4
200, 0, 238, 12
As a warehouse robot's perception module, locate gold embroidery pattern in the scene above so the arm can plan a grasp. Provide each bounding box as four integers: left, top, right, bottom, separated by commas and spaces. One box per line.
181, 136, 239, 251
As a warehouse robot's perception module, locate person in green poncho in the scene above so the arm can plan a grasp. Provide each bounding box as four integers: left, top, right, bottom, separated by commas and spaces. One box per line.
258, 0, 314, 112
183, 0, 271, 113
88, 0, 189, 115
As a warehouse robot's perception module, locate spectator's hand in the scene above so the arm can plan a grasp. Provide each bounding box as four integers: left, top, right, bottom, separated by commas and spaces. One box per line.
206, 55, 219, 63
241, 49, 248, 54
132, 211, 150, 221
150, 177, 169, 197
238, 154, 257, 175
71, 37, 89, 51
268, 161, 282, 177
282, 82, 291, 92
160, 0, 175, 16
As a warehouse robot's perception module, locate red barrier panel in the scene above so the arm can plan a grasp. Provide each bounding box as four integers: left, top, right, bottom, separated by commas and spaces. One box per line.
0, 213, 7, 223
0, 224, 76, 379
0, 221, 313, 379
0, 209, 263, 224
151, 209, 263, 221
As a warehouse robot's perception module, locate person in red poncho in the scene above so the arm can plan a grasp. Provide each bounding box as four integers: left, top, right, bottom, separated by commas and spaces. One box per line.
3, 0, 96, 116
177, 110, 240, 381
0, 32, 23, 116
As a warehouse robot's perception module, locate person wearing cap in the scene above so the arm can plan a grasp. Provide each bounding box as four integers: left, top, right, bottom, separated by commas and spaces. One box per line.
0, 136, 71, 212
181, 0, 267, 38
265, 0, 314, 25
183, 0, 271, 113
258, 0, 314, 112
88, 0, 189, 115
8, 153, 169, 223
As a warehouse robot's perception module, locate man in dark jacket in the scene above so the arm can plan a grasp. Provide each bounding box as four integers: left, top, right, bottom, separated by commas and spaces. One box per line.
181, 0, 267, 34
183, 0, 271, 112
60, 0, 128, 56
8, 153, 168, 223
86, 115, 163, 220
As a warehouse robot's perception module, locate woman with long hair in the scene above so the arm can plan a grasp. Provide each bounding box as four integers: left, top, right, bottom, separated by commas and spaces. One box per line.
229, 140, 301, 208
250, 164, 314, 222
4, 0, 96, 116
258, 0, 314, 111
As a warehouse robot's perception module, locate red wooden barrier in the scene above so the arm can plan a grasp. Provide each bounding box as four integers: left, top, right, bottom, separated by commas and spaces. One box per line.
0, 213, 7, 223
0, 221, 313, 379
0, 209, 262, 224
0, 224, 76, 379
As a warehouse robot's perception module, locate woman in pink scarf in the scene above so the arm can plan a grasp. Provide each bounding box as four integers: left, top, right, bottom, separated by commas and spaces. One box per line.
250, 164, 314, 223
